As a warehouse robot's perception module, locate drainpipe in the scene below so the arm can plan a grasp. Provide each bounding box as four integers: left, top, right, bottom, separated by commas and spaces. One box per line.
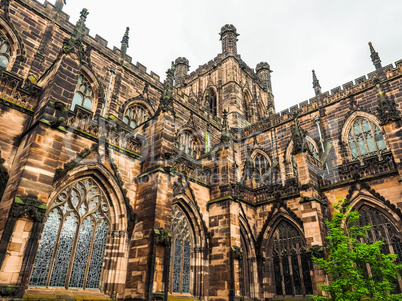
102, 67, 116, 118
315, 115, 329, 173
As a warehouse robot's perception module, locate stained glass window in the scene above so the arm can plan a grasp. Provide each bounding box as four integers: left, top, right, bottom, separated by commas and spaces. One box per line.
175, 131, 199, 159
30, 178, 110, 290
271, 221, 313, 296
122, 105, 150, 128
71, 75, 94, 111
252, 153, 271, 187
0, 36, 11, 69
358, 205, 402, 292
170, 205, 192, 294
348, 118, 386, 160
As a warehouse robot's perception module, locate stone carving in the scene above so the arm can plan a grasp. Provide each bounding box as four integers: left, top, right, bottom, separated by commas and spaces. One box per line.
291, 117, 307, 155
160, 62, 175, 114
374, 77, 401, 125
154, 228, 172, 246
63, 8, 89, 63
10, 197, 47, 222
231, 245, 243, 260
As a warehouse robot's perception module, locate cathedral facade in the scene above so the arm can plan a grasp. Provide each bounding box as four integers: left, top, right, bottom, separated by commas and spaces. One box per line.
0, 1, 401, 300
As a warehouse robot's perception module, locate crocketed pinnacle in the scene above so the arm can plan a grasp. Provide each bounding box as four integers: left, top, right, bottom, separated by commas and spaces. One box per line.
121, 27, 130, 55
312, 70, 321, 96
369, 42, 382, 70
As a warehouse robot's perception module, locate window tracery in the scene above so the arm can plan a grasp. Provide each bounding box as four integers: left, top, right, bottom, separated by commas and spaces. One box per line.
251, 152, 271, 187
358, 205, 402, 292
122, 104, 150, 128
0, 35, 11, 69
30, 178, 110, 290
175, 131, 199, 159
170, 205, 192, 294
271, 221, 313, 296
71, 75, 94, 111
348, 118, 386, 160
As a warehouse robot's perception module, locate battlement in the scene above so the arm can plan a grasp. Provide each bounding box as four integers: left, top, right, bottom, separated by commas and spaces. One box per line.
21, 0, 163, 88
239, 61, 402, 139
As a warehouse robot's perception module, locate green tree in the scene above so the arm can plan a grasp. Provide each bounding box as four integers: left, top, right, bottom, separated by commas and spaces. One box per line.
312, 199, 402, 301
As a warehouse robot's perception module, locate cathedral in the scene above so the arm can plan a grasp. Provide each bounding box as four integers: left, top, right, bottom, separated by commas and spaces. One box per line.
0, 0, 401, 300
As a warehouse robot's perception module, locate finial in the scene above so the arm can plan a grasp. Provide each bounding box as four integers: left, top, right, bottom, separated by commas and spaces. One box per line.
160, 62, 175, 113
312, 70, 321, 96
121, 27, 130, 55
62, 8, 89, 63
221, 109, 230, 144
79, 8, 89, 20
368, 42, 382, 70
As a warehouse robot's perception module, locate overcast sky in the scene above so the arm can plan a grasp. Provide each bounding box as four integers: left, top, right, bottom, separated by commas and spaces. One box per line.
40, 0, 402, 112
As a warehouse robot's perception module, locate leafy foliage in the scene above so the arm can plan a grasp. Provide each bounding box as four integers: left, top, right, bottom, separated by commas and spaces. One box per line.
312, 199, 402, 301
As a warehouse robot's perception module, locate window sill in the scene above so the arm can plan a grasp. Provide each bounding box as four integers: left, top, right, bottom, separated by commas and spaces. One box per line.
25, 287, 112, 300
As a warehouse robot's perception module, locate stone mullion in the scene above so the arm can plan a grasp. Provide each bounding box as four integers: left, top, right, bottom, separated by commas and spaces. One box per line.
81, 221, 97, 289
45, 211, 66, 286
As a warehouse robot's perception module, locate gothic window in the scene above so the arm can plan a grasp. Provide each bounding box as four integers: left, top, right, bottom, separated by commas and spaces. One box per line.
122, 104, 150, 128
30, 178, 110, 289
175, 131, 199, 159
358, 205, 402, 292
205, 88, 217, 116
0, 35, 11, 69
348, 118, 386, 160
71, 75, 94, 111
252, 152, 271, 187
170, 205, 192, 294
271, 221, 313, 297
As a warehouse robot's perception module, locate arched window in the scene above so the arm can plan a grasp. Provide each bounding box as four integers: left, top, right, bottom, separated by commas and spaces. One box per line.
358, 205, 402, 292
30, 178, 110, 289
252, 152, 271, 187
170, 205, 193, 294
175, 131, 199, 159
0, 35, 11, 69
205, 88, 217, 116
122, 104, 150, 128
271, 221, 313, 297
71, 75, 94, 111
348, 118, 386, 160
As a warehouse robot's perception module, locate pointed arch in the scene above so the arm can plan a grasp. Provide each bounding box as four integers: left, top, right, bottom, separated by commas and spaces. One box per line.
120, 98, 154, 129
175, 128, 202, 159
30, 163, 130, 295
246, 149, 274, 188
0, 16, 24, 70
243, 88, 253, 120
203, 86, 218, 116
341, 111, 388, 162
261, 213, 313, 298
171, 195, 208, 298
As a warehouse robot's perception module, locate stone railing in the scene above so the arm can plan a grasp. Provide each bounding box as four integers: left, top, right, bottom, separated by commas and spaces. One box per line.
0, 69, 41, 111
319, 151, 397, 189
66, 106, 142, 156
232, 182, 300, 204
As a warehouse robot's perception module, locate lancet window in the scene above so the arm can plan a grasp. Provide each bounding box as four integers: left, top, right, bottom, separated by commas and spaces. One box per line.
271, 221, 313, 297
30, 178, 110, 290
348, 118, 386, 160
239, 235, 251, 298
252, 152, 271, 187
122, 104, 150, 128
205, 87, 217, 116
0, 35, 11, 69
175, 131, 199, 159
170, 205, 192, 294
71, 75, 94, 111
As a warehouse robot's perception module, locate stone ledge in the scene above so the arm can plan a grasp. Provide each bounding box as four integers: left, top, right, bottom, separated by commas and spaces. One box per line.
23, 288, 112, 300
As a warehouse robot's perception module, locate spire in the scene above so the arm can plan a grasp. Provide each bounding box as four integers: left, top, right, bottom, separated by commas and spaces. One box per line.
368, 42, 382, 70
62, 8, 89, 62
160, 62, 175, 114
121, 27, 130, 56
312, 70, 321, 96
